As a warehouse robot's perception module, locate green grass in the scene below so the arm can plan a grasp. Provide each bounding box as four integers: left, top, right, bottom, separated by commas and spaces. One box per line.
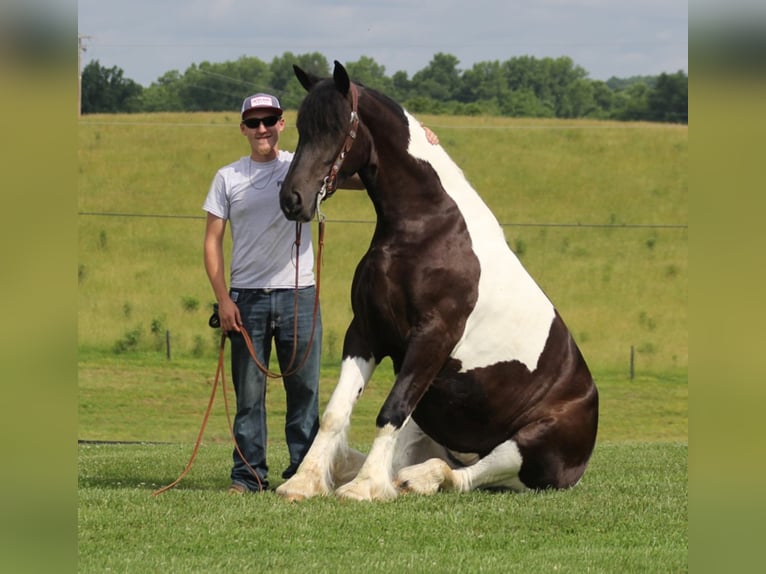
78, 353, 686, 447
78, 442, 687, 573
78, 355, 686, 571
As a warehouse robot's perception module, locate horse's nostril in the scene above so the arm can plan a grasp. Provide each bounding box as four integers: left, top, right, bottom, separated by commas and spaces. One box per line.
281, 189, 305, 219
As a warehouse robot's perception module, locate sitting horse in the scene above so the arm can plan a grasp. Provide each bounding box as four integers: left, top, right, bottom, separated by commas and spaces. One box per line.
277, 61, 598, 501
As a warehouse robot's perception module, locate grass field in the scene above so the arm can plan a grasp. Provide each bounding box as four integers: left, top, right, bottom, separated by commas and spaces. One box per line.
78, 112, 687, 374
79, 442, 686, 573
78, 355, 687, 571
78, 354, 687, 446
78, 112, 687, 571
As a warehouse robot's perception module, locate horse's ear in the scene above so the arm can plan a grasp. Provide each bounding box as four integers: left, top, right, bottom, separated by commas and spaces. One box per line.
332, 60, 350, 97
293, 65, 319, 92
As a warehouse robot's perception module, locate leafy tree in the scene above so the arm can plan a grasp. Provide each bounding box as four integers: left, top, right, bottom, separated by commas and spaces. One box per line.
590, 81, 615, 118
411, 52, 462, 101
558, 77, 595, 118
613, 82, 651, 121
292, 52, 331, 77
547, 57, 590, 117
390, 70, 413, 102
80, 50, 686, 123
606, 75, 657, 91
344, 56, 392, 93
140, 70, 184, 112
269, 51, 302, 94
403, 96, 443, 114
647, 71, 688, 123
177, 57, 270, 112
271, 52, 331, 109
458, 60, 510, 104
499, 88, 553, 117
81, 60, 143, 114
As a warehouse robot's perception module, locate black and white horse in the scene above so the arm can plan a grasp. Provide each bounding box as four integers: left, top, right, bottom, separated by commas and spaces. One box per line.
277, 61, 598, 501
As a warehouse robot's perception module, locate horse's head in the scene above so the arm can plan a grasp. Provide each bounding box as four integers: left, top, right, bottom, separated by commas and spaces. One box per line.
280, 61, 370, 222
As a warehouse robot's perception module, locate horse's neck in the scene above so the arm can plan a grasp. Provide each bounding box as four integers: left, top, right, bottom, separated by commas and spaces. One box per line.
362, 107, 502, 243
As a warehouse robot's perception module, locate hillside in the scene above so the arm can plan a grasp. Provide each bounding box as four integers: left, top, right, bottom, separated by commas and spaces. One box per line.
78, 112, 687, 376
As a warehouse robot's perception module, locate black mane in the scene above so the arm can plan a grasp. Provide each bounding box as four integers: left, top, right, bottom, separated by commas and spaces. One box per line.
295, 79, 349, 145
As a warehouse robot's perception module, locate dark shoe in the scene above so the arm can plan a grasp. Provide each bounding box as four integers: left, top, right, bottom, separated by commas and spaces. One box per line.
282, 464, 300, 479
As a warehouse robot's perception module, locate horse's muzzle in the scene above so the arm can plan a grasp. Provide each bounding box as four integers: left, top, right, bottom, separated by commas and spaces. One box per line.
280, 190, 311, 222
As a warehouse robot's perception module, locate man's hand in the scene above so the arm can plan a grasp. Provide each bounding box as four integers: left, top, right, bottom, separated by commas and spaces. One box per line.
423, 125, 440, 145
217, 297, 243, 333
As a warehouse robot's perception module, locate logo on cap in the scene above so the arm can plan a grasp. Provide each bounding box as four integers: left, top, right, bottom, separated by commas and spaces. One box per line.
250, 96, 275, 108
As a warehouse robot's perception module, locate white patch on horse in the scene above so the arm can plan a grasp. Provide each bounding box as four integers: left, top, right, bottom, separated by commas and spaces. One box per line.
406, 113, 555, 372
453, 439, 527, 491
322, 355, 375, 432
276, 355, 375, 499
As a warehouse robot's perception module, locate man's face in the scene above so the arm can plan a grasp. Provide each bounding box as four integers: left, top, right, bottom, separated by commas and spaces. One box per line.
240, 110, 285, 160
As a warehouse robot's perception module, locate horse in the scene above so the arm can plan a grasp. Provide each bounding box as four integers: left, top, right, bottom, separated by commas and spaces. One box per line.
277, 61, 598, 501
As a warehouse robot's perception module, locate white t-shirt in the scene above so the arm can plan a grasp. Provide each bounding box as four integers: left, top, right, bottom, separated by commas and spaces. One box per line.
202, 150, 315, 289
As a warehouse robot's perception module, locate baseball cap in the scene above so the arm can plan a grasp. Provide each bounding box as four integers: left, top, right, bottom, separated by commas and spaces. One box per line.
241, 93, 283, 118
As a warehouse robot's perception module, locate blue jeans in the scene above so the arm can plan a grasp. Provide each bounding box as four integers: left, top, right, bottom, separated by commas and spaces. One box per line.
228, 286, 321, 491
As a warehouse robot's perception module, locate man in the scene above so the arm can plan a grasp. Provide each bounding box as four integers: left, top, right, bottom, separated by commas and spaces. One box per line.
203, 93, 322, 493
203, 92, 439, 493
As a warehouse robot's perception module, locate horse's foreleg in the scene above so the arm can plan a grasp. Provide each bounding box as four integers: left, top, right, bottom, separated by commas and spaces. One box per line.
337, 329, 456, 501
276, 355, 375, 501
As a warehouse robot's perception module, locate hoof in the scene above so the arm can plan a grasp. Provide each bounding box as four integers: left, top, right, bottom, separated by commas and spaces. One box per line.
274, 464, 335, 501
336, 478, 397, 501
394, 459, 451, 495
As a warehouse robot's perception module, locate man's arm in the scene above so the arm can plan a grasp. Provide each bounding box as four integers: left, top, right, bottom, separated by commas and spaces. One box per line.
203, 213, 242, 332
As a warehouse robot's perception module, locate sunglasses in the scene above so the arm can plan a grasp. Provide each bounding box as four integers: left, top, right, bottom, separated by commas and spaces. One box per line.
242, 116, 281, 129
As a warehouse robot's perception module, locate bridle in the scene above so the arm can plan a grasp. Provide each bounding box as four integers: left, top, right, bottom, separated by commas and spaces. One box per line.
315, 82, 360, 220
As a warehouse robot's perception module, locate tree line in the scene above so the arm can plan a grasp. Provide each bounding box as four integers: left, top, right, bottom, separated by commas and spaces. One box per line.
81, 51, 687, 123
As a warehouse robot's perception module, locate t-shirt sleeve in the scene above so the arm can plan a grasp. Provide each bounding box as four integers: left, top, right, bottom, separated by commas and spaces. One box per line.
202, 171, 229, 220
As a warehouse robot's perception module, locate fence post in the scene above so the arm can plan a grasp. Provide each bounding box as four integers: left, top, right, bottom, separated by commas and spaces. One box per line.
630, 345, 635, 381
166, 330, 171, 361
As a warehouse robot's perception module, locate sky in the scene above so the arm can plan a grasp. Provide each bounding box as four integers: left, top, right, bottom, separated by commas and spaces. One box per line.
78, 0, 688, 88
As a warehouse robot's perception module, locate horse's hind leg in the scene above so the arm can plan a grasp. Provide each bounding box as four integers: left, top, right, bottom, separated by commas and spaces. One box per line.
395, 439, 528, 494
396, 410, 597, 494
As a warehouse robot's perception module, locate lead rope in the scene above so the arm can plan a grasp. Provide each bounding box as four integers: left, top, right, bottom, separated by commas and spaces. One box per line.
152, 220, 326, 496
152, 332, 264, 495
245, 220, 324, 379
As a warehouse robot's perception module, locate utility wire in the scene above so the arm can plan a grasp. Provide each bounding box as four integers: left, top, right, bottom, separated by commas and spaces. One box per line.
77, 211, 687, 229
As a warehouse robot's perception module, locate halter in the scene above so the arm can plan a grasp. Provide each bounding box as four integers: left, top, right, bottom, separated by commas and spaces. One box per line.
316, 82, 359, 221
